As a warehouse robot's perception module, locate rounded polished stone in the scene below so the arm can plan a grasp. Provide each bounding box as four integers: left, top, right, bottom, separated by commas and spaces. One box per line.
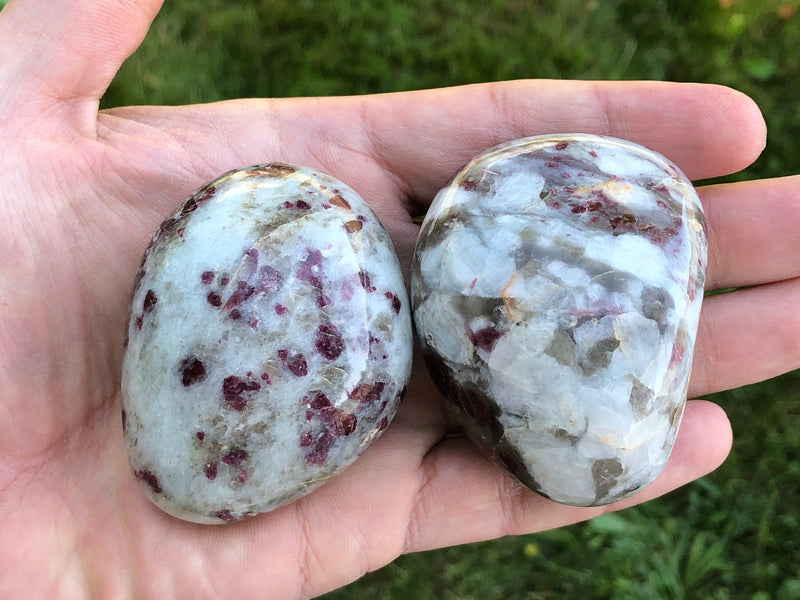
122, 164, 412, 523
411, 134, 707, 506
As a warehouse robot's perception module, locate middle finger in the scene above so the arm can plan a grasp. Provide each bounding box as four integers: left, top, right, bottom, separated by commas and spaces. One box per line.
702, 174, 800, 290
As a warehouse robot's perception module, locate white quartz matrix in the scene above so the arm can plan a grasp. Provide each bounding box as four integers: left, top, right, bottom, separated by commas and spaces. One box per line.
412, 135, 707, 506
122, 164, 412, 523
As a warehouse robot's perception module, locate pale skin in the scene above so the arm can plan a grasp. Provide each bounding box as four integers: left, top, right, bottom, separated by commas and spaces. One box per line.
2, 0, 800, 598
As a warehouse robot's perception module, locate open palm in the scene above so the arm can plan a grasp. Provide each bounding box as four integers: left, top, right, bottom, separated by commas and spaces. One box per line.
2, 0, 800, 598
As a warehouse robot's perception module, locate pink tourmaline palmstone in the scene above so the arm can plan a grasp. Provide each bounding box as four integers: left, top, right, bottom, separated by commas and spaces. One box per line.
122, 164, 412, 523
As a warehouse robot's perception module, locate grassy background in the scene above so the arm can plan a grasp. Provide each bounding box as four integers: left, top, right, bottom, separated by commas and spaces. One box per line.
99, 0, 800, 598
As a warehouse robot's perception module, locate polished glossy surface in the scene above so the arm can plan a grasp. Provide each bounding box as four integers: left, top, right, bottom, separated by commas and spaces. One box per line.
122, 164, 412, 523
412, 135, 707, 506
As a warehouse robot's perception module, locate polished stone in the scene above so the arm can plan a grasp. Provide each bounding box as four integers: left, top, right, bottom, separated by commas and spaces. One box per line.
122, 164, 412, 523
411, 135, 707, 506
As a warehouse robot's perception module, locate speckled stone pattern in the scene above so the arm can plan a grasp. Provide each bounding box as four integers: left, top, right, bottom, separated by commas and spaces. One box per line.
122, 164, 412, 523
412, 135, 707, 506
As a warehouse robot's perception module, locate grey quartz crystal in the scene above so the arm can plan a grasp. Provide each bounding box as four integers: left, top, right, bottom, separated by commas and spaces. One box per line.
411, 135, 707, 506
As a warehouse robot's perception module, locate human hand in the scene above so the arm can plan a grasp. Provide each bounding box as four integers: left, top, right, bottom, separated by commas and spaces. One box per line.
1, 0, 797, 597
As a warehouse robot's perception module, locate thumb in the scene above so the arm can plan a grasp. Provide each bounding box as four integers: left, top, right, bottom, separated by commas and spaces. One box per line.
0, 0, 163, 136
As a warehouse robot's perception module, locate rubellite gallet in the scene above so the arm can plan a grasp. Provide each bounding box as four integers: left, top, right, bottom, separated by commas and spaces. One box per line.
122, 164, 412, 524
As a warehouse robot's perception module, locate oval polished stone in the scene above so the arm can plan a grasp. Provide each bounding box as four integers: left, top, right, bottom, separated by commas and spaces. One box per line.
122, 164, 412, 523
411, 134, 707, 506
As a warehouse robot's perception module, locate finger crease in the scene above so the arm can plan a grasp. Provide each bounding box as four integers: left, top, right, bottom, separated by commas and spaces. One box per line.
402, 450, 439, 554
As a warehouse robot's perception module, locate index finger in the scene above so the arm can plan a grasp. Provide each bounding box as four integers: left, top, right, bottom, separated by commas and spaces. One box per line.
97, 81, 766, 227
360, 80, 766, 204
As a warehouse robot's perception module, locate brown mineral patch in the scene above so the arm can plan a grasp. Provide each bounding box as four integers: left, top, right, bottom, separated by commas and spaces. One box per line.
329, 194, 351, 210
246, 163, 296, 177
592, 458, 623, 501
344, 219, 362, 233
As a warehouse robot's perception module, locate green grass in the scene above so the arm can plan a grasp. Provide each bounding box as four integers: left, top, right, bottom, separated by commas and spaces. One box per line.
97, 1, 800, 597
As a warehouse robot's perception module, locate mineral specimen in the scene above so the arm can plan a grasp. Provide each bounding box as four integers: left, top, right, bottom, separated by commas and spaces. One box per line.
411, 134, 707, 506
122, 164, 412, 523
